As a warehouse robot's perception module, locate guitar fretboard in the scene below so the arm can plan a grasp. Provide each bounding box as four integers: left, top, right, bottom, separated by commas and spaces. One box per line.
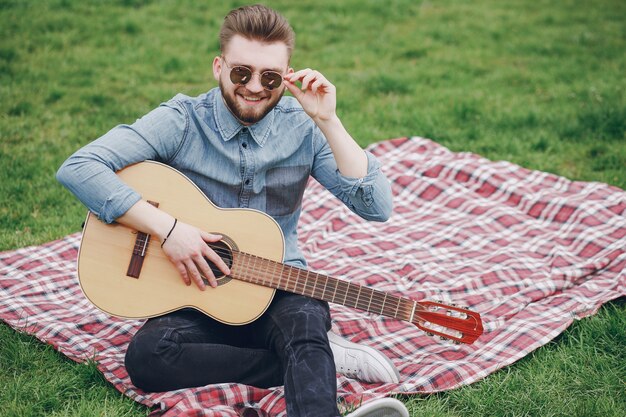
231, 250, 419, 323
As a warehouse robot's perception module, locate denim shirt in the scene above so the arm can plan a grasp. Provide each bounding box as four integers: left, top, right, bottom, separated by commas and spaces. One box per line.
57, 88, 393, 267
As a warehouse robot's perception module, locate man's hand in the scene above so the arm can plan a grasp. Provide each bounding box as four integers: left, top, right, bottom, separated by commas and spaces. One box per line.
117, 200, 230, 291
284, 68, 368, 179
160, 221, 230, 290
284, 69, 337, 123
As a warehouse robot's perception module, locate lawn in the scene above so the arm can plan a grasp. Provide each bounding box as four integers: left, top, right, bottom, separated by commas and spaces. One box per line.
1, 0, 625, 416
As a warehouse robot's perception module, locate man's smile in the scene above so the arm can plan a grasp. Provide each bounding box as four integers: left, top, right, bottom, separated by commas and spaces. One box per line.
241, 95, 264, 103
237, 91, 269, 105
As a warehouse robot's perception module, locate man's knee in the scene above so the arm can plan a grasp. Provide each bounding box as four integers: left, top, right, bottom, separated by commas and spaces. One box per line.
124, 327, 176, 391
266, 294, 332, 352
273, 294, 331, 328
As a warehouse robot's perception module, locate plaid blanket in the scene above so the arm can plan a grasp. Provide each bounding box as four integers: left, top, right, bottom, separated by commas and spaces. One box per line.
1, 137, 625, 416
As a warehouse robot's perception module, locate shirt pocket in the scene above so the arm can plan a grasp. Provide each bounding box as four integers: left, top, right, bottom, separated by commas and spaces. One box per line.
264, 165, 310, 216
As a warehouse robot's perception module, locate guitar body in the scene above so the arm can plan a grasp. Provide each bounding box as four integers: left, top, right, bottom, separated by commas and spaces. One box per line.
77, 161, 283, 324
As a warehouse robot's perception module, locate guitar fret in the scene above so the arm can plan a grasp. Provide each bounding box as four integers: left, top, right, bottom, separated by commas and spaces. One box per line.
393, 298, 400, 319
331, 278, 339, 303
231, 251, 239, 277
368, 288, 378, 313
320, 275, 329, 301
303, 271, 310, 296
366, 288, 374, 312
288, 265, 295, 292
381, 292, 388, 316
294, 268, 301, 294
355, 285, 362, 310
297, 268, 303, 294
290, 267, 297, 294
272, 257, 281, 288
253, 256, 267, 282
238, 252, 247, 282
287, 264, 295, 291
235, 252, 244, 280
409, 301, 417, 323
300, 270, 308, 295
276, 260, 291, 289
251, 255, 260, 284
249, 254, 257, 284
302, 271, 310, 296
311, 272, 318, 298
292, 267, 299, 293
292, 268, 299, 294
342, 281, 349, 307
368, 289, 379, 314
251, 254, 259, 284
402, 299, 414, 322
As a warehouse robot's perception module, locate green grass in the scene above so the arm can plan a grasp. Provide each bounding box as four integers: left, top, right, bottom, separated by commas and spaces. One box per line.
0, 323, 147, 416
1, 0, 625, 415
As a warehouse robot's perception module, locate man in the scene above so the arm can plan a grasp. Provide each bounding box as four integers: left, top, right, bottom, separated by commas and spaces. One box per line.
57, 5, 408, 417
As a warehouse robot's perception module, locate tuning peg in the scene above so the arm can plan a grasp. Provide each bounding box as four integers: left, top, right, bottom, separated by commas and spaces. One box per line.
426, 332, 434, 337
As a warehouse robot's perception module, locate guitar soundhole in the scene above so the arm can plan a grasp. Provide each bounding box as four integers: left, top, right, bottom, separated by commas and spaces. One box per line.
204, 239, 234, 286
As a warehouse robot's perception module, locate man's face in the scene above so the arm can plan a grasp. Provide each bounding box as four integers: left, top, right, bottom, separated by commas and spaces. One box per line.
213, 35, 291, 125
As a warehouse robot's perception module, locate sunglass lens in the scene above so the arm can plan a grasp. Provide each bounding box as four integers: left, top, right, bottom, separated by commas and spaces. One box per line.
261, 72, 282, 90
230, 66, 252, 85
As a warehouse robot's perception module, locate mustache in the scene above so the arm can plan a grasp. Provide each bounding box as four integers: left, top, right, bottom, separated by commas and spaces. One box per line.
234, 86, 270, 98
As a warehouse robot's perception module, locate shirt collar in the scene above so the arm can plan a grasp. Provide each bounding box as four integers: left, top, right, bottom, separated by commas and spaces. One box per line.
213, 88, 274, 147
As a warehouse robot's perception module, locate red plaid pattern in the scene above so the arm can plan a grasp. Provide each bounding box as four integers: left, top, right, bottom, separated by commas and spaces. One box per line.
1, 137, 624, 416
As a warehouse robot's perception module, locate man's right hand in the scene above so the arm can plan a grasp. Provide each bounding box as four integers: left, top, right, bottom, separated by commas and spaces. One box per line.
160, 221, 230, 290
117, 200, 231, 290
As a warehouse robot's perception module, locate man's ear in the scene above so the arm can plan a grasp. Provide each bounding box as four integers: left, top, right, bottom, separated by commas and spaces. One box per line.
212, 56, 222, 81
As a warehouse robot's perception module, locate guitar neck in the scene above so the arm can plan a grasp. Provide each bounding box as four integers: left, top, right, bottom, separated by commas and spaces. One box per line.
232, 250, 418, 323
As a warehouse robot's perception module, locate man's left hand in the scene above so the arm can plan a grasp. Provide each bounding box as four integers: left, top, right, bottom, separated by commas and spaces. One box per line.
284, 69, 337, 123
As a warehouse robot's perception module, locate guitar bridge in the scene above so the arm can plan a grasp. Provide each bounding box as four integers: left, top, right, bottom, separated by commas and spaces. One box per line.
126, 200, 159, 278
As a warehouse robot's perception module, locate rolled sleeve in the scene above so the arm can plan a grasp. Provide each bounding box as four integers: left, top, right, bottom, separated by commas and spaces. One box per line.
336, 151, 393, 221
98, 187, 142, 224
56, 99, 188, 223
312, 129, 393, 222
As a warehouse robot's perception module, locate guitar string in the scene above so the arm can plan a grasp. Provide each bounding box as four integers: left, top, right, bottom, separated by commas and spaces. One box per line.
127, 242, 474, 338
132, 241, 472, 323
131, 241, 423, 317
133, 236, 476, 317
226, 257, 476, 338
235, 253, 412, 320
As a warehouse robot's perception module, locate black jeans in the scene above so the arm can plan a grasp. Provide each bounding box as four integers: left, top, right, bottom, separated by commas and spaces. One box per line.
125, 291, 340, 417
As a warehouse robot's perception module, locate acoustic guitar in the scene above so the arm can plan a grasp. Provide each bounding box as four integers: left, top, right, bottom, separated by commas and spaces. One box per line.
77, 161, 483, 344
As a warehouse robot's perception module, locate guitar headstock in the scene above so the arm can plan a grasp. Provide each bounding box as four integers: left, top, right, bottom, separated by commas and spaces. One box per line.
413, 300, 483, 344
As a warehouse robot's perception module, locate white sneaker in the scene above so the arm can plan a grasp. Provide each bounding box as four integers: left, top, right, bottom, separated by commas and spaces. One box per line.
344, 397, 409, 417
328, 331, 400, 384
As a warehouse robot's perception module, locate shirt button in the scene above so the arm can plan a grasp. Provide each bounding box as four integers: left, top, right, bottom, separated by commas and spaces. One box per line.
241, 127, 248, 134
245, 179, 251, 185
242, 142, 248, 148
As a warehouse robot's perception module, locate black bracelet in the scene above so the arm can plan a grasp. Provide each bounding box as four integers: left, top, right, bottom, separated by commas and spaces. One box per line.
160, 218, 178, 248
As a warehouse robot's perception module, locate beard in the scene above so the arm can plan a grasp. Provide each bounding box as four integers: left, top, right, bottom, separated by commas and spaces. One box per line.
219, 79, 284, 125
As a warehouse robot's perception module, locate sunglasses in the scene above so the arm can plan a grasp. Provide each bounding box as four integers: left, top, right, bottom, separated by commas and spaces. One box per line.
221, 56, 284, 91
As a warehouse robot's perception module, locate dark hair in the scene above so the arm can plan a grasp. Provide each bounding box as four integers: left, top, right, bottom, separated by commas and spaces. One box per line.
220, 4, 295, 59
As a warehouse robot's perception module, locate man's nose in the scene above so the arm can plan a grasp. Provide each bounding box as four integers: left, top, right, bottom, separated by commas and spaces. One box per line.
245, 73, 265, 93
